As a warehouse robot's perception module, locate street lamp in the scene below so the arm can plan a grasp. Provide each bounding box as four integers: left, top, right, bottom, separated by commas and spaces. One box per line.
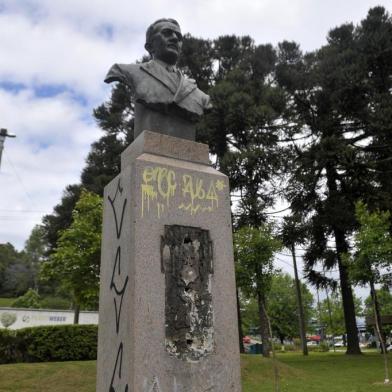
0, 128, 16, 171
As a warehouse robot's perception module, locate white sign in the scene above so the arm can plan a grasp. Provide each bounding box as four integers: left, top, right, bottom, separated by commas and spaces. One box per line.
0, 307, 98, 329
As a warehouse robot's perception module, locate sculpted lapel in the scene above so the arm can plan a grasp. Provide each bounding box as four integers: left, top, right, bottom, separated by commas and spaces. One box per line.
140, 61, 177, 94
140, 61, 197, 104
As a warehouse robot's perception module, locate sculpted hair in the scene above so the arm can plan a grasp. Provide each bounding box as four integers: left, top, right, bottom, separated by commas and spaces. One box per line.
145, 18, 180, 53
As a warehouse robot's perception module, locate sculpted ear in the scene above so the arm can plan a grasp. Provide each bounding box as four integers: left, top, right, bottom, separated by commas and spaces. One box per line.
145, 42, 153, 55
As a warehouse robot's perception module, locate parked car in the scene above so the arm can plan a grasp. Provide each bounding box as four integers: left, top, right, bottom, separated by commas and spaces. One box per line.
334, 340, 344, 347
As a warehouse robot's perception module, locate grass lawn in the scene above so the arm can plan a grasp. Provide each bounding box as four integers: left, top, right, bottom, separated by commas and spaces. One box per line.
0, 352, 392, 391
242, 351, 392, 391
0, 298, 15, 307
0, 361, 96, 392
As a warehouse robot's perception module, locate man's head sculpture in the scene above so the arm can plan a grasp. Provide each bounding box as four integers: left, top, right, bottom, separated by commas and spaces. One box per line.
145, 19, 183, 65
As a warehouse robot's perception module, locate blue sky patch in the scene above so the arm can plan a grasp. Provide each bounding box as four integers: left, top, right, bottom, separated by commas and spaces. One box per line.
0, 81, 26, 93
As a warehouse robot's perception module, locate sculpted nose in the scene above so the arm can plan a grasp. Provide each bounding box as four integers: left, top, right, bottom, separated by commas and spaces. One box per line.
169, 32, 178, 42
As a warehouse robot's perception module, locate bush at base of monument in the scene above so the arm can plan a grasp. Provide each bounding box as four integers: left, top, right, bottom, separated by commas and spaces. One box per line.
0, 324, 97, 364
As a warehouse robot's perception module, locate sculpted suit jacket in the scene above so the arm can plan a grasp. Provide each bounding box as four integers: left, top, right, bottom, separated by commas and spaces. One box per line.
105, 60, 211, 140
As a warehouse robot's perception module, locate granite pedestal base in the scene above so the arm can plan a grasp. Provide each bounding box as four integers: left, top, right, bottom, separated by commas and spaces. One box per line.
96, 131, 241, 392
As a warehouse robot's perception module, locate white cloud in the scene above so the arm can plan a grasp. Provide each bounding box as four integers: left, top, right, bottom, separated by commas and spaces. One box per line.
0, 12, 133, 101
0, 88, 100, 248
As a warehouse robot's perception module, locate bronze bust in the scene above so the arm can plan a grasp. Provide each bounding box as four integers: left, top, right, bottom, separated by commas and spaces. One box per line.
105, 18, 211, 141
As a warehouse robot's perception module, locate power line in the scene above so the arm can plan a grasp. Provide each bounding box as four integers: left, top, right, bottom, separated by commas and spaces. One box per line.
5, 152, 36, 209
275, 257, 293, 268
276, 251, 305, 257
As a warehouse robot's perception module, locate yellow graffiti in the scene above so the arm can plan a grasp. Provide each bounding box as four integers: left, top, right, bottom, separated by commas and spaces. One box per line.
157, 203, 165, 219
141, 166, 225, 218
206, 181, 219, 209
141, 166, 176, 217
143, 166, 176, 205
182, 175, 205, 200
181, 175, 220, 213
141, 184, 157, 217
178, 203, 214, 215
215, 179, 226, 191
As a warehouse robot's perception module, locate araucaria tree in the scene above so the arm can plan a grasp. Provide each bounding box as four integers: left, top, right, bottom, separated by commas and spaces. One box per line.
275, 7, 392, 355
40, 190, 103, 324
234, 225, 282, 357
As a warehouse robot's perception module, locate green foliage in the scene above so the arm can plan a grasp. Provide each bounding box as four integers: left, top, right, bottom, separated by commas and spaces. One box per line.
349, 201, 392, 286
23, 224, 47, 292
0, 325, 97, 364
42, 184, 82, 255
234, 225, 282, 298
0, 312, 17, 328
11, 289, 41, 309
80, 133, 127, 196
0, 243, 33, 297
0, 328, 18, 363
234, 224, 282, 356
268, 273, 314, 343
240, 295, 259, 335
307, 342, 330, 352
40, 190, 103, 315
318, 290, 363, 336
364, 289, 392, 319
241, 273, 314, 343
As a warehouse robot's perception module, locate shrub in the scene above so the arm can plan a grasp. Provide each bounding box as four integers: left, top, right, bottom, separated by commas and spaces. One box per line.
12, 289, 41, 309
308, 342, 330, 352
0, 329, 18, 363
0, 324, 97, 363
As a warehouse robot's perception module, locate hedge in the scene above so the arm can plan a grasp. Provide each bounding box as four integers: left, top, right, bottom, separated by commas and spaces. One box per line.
0, 324, 97, 364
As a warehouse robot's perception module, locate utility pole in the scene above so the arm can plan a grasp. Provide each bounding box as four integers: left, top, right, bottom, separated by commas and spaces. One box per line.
0, 128, 16, 171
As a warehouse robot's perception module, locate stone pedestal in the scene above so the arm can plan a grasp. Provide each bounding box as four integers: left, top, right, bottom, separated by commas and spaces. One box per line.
97, 131, 242, 392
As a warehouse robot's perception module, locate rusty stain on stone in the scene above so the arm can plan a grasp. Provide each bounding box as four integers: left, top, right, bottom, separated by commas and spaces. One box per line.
161, 225, 214, 361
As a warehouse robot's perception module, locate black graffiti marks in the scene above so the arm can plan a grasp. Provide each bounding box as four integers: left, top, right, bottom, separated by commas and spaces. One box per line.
108, 179, 127, 239
109, 342, 129, 392
108, 178, 129, 392
110, 247, 129, 334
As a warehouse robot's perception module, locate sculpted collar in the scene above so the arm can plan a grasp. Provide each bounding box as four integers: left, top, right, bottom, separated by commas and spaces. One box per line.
154, 59, 178, 73
140, 60, 197, 104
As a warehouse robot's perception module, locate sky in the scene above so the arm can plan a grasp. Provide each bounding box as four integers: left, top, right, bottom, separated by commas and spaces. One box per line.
0, 0, 389, 299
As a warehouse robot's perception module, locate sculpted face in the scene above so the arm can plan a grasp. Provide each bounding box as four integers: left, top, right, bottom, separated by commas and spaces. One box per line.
148, 21, 183, 65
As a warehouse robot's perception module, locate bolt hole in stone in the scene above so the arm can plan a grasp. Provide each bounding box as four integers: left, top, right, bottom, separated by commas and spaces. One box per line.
183, 236, 191, 244
187, 339, 193, 346
185, 287, 190, 292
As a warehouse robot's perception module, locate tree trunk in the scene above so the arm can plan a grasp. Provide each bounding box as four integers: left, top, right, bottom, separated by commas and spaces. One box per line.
291, 244, 308, 356
325, 164, 361, 355
334, 230, 361, 354
236, 288, 245, 353
73, 303, 80, 324
370, 282, 385, 352
257, 291, 271, 358
370, 280, 390, 383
